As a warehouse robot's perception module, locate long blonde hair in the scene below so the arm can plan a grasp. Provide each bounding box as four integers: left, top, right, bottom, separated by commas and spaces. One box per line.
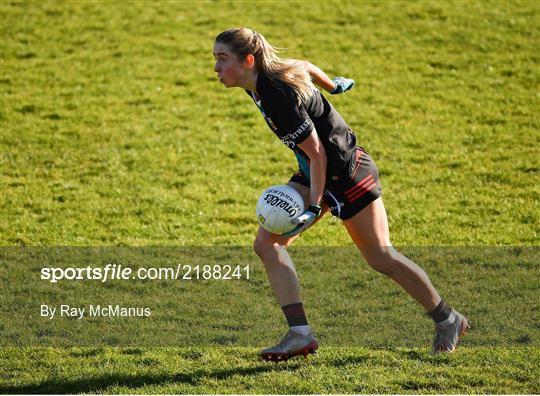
215, 28, 314, 105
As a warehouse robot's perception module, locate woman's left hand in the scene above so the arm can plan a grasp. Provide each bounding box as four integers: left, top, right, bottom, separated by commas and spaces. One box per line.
281, 205, 322, 237
330, 77, 355, 94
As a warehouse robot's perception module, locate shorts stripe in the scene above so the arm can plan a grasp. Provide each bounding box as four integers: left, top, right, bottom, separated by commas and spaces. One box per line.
348, 181, 377, 202
345, 174, 374, 197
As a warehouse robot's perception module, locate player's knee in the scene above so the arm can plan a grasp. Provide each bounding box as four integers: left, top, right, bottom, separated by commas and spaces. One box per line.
253, 237, 266, 259
363, 246, 400, 276
253, 235, 277, 260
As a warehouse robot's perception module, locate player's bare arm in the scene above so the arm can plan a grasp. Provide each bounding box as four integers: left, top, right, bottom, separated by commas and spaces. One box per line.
296, 130, 327, 207
288, 58, 355, 94
288, 59, 336, 92
280, 129, 327, 238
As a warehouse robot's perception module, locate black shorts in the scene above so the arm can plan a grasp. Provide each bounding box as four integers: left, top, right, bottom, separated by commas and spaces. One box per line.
289, 146, 382, 220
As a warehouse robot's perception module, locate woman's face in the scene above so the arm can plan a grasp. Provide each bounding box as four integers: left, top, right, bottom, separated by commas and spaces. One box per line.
213, 42, 249, 88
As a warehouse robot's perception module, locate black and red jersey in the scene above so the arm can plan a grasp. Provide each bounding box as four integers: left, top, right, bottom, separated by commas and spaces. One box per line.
245, 71, 357, 181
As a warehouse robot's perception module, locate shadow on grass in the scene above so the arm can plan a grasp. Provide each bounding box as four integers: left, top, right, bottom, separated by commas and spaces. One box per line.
0, 362, 303, 394
1, 349, 453, 393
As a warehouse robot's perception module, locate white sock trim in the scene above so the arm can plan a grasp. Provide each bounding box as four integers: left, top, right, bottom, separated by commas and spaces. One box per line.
290, 325, 311, 335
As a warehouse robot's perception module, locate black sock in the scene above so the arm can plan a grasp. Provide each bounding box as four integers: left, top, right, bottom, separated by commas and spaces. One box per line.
427, 300, 452, 323
281, 302, 308, 327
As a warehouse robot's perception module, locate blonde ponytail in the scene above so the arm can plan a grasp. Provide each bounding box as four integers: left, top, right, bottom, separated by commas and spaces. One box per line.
215, 28, 314, 105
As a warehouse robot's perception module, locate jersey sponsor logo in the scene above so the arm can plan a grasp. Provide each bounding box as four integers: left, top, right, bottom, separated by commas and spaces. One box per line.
282, 140, 296, 149
280, 119, 311, 148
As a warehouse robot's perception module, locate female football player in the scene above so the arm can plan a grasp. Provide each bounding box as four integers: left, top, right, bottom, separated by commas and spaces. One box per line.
213, 28, 469, 361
